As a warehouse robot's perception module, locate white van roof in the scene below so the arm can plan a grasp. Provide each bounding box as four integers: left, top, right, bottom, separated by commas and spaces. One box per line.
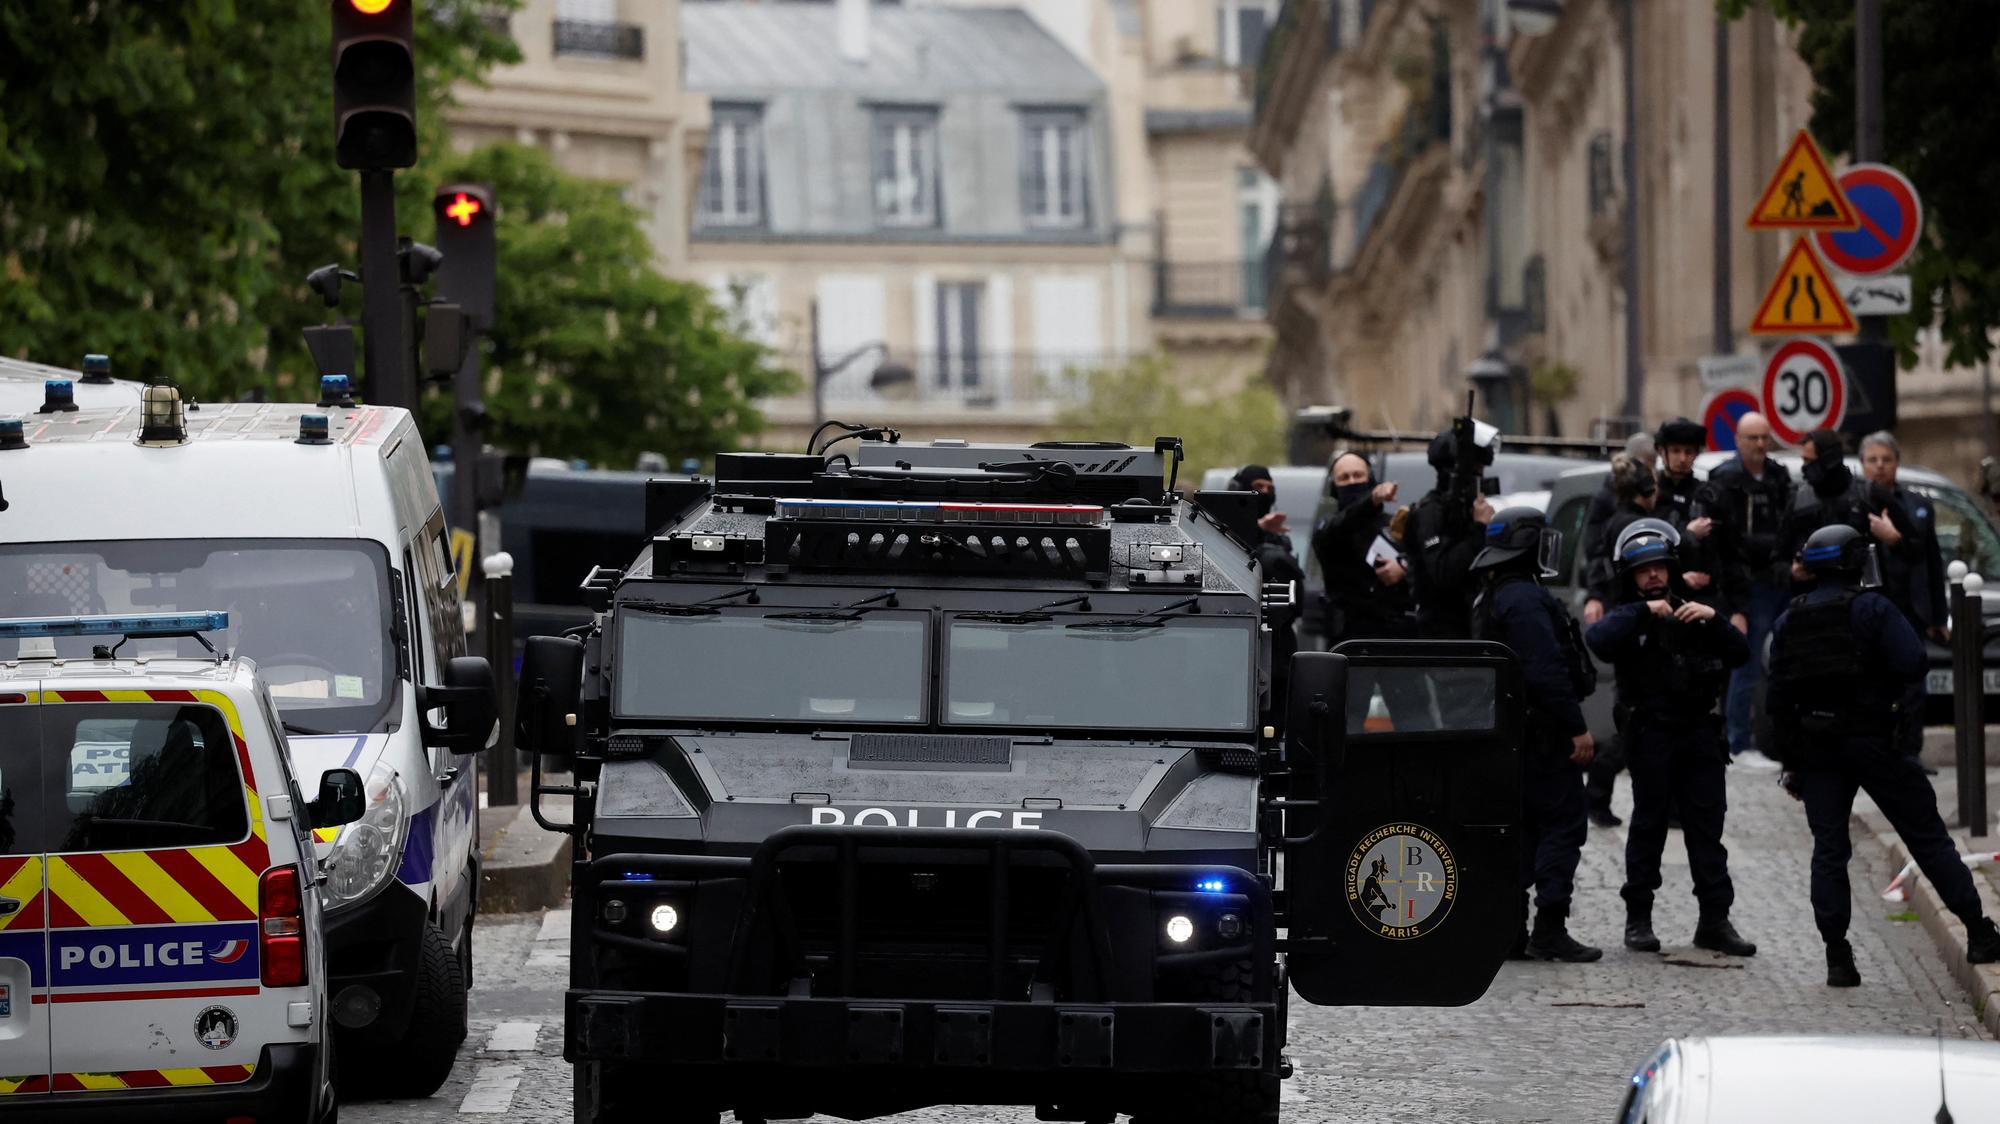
0, 356, 147, 413
3, 401, 421, 543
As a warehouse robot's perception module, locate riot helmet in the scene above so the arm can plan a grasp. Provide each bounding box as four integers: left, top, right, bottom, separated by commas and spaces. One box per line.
1654, 416, 1706, 451
1471, 506, 1563, 578
1613, 517, 1681, 576
1798, 523, 1882, 588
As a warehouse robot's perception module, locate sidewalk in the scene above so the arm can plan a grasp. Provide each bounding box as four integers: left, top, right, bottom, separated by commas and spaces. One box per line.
476, 766, 574, 914
1853, 762, 2000, 1036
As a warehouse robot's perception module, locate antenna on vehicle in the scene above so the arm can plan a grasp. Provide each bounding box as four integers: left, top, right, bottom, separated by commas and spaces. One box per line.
1934, 1019, 1955, 1124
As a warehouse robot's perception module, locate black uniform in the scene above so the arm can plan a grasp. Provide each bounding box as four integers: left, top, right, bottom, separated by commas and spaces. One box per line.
1879, 482, 1948, 636
1477, 574, 1591, 918
1586, 591, 1749, 922
1408, 484, 1484, 640
1312, 489, 1415, 642
1707, 454, 1796, 754
1769, 584, 1988, 948
1655, 470, 1749, 616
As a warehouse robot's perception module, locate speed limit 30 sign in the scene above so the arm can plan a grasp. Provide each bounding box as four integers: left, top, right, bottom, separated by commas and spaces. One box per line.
1761, 337, 1847, 443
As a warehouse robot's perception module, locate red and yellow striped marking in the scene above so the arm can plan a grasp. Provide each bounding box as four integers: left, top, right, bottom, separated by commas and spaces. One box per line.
0, 856, 44, 931
2, 1064, 257, 1096
34, 689, 270, 927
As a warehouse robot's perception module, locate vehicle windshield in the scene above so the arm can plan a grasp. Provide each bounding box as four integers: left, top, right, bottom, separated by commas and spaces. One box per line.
945, 614, 1252, 731
0, 539, 397, 734
1910, 482, 2000, 577
617, 609, 928, 723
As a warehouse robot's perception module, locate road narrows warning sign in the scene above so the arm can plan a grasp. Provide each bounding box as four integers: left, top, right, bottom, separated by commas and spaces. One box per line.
1747, 130, 1858, 231
1749, 237, 1856, 335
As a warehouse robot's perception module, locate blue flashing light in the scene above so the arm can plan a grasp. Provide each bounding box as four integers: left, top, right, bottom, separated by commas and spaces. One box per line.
79, 353, 113, 383
39, 378, 77, 414
318, 374, 356, 408
297, 412, 332, 445
1194, 877, 1229, 894
0, 416, 24, 450
0, 611, 229, 639
620, 872, 656, 882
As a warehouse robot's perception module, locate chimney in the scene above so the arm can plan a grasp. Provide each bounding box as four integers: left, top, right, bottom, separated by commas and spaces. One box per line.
838, 0, 869, 64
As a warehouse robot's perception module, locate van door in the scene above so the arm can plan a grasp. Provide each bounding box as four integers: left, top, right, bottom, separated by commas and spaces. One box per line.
409, 510, 475, 932
0, 690, 50, 1096
1283, 641, 1522, 1007
41, 693, 266, 1091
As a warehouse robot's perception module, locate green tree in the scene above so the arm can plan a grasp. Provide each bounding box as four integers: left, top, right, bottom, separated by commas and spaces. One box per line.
422, 143, 796, 466
1719, 0, 2000, 367
1052, 355, 1287, 485
0, 0, 517, 399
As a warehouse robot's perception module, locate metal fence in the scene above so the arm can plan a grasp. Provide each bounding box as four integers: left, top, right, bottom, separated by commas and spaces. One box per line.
552, 19, 645, 60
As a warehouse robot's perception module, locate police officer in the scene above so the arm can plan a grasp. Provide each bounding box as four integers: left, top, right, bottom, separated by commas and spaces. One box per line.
1858, 432, 1948, 644
1407, 432, 1496, 641
1767, 524, 2000, 985
1231, 464, 1305, 720
1707, 411, 1793, 769
1653, 416, 1748, 626
1580, 432, 1656, 627
1312, 452, 1414, 643
1584, 519, 1757, 957
1473, 507, 1601, 963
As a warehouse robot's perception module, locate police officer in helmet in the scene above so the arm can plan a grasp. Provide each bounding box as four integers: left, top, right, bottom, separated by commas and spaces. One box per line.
1585, 519, 1756, 957
1473, 507, 1601, 962
1768, 524, 2000, 985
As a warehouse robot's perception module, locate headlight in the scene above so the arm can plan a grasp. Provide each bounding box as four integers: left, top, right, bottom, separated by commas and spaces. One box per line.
1164, 914, 1195, 945
321, 761, 406, 909
649, 904, 680, 934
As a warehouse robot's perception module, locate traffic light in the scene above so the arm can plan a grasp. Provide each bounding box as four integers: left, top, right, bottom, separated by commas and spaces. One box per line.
433, 183, 496, 328
330, 0, 417, 169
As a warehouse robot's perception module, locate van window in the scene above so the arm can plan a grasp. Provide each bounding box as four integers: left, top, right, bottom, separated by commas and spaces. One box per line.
0, 705, 44, 856
1915, 484, 2000, 577
47, 703, 249, 853
1549, 496, 1590, 587
0, 539, 398, 736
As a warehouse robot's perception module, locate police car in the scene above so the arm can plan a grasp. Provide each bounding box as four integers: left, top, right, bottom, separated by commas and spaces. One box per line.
0, 377, 496, 1097
0, 611, 363, 1121
1618, 1035, 2000, 1124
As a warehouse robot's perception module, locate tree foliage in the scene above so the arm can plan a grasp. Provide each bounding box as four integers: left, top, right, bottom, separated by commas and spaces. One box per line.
1719, 0, 2000, 367
1053, 355, 1287, 485
422, 144, 796, 466
0, 0, 516, 399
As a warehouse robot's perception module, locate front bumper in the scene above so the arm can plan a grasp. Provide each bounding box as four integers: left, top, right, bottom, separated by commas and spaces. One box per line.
571, 826, 1277, 1079
4, 1043, 319, 1122
324, 881, 429, 1039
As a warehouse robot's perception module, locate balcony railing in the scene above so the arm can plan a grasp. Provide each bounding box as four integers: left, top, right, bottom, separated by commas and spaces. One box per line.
1154, 261, 1269, 317
774, 350, 1129, 411
1260, 203, 1332, 308
552, 18, 644, 59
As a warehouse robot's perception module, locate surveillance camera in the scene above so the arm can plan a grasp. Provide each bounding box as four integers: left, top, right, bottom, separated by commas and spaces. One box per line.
401, 241, 445, 285
307, 264, 346, 308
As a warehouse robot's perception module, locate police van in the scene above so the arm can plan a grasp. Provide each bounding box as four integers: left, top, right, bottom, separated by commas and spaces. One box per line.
0, 357, 146, 417
0, 379, 496, 1097
0, 611, 364, 1121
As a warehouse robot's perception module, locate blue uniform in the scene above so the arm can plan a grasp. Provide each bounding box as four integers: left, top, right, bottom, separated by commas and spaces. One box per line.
1768, 585, 1984, 941
1479, 575, 1589, 914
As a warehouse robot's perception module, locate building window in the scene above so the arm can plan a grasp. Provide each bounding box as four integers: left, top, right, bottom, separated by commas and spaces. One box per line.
1218, 0, 1277, 67
935, 282, 984, 390
872, 108, 940, 228
1019, 109, 1090, 230
699, 105, 766, 228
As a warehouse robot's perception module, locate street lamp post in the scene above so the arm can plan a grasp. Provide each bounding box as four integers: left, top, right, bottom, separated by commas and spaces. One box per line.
809, 298, 916, 430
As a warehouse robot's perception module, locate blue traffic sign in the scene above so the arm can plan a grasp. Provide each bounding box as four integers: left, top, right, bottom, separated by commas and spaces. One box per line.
1816, 165, 1921, 278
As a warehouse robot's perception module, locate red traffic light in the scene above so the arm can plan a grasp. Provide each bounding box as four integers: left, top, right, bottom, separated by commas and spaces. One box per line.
446, 193, 483, 226
350, 0, 395, 13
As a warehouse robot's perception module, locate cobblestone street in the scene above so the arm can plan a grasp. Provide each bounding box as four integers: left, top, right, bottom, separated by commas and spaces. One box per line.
349, 763, 1988, 1124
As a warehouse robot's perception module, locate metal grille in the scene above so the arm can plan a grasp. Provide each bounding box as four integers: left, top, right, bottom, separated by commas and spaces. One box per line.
850, 734, 1012, 767
25, 559, 96, 613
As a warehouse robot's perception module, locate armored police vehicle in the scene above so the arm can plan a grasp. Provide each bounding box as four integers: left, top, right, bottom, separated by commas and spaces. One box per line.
0, 378, 496, 1098
0, 611, 364, 1122
517, 438, 1526, 1124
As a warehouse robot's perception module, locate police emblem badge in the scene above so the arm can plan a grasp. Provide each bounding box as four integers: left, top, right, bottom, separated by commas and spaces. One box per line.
1345, 822, 1458, 939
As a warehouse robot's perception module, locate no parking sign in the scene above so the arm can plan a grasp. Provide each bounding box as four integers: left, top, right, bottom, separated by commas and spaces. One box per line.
1815, 165, 1922, 278
1761, 338, 1847, 444
1701, 388, 1760, 452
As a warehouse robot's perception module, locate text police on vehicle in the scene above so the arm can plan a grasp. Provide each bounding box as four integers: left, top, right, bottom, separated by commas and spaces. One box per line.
0, 383, 498, 1098
0, 612, 363, 1121
513, 435, 1529, 1124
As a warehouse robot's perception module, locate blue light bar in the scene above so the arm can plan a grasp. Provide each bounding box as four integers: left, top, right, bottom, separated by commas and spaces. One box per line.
1194, 877, 1229, 894
0, 611, 229, 639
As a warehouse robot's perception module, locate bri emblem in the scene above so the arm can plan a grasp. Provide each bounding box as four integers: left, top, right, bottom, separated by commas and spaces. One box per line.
1345, 822, 1458, 940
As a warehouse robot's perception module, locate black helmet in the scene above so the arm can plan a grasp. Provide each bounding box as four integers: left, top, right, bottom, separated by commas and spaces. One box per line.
1472, 506, 1562, 577
1655, 416, 1706, 450
1614, 517, 1681, 576
1427, 431, 1456, 470
1799, 523, 1881, 588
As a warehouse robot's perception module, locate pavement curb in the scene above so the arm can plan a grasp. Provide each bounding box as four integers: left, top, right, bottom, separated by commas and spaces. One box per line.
1920, 726, 2000, 768
479, 799, 573, 914
1855, 806, 2000, 1037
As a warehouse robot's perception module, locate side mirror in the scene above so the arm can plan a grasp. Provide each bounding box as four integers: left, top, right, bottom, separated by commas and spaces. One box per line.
307, 767, 366, 828
418, 655, 497, 754
1286, 651, 1349, 779
517, 635, 585, 756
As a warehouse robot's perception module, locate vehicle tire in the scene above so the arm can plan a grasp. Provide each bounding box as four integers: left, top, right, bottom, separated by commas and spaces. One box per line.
577, 1062, 720, 1124
342, 922, 467, 1100
1131, 959, 1279, 1124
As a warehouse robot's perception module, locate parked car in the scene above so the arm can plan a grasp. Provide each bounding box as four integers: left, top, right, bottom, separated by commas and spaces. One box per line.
1541, 454, 2000, 739
1618, 1035, 2000, 1124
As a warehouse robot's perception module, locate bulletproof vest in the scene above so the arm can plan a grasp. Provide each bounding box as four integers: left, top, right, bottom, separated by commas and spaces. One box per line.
1612, 614, 1729, 722
1475, 574, 1596, 703
1769, 589, 1877, 734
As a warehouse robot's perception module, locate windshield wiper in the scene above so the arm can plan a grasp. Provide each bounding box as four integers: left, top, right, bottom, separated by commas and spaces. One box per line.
765, 589, 899, 622
1066, 595, 1203, 630
627, 587, 764, 618
958, 611, 1054, 624
282, 720, 330, 737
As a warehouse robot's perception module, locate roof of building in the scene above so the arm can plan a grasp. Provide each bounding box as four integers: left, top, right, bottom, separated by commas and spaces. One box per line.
683, 1, 1103, 97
